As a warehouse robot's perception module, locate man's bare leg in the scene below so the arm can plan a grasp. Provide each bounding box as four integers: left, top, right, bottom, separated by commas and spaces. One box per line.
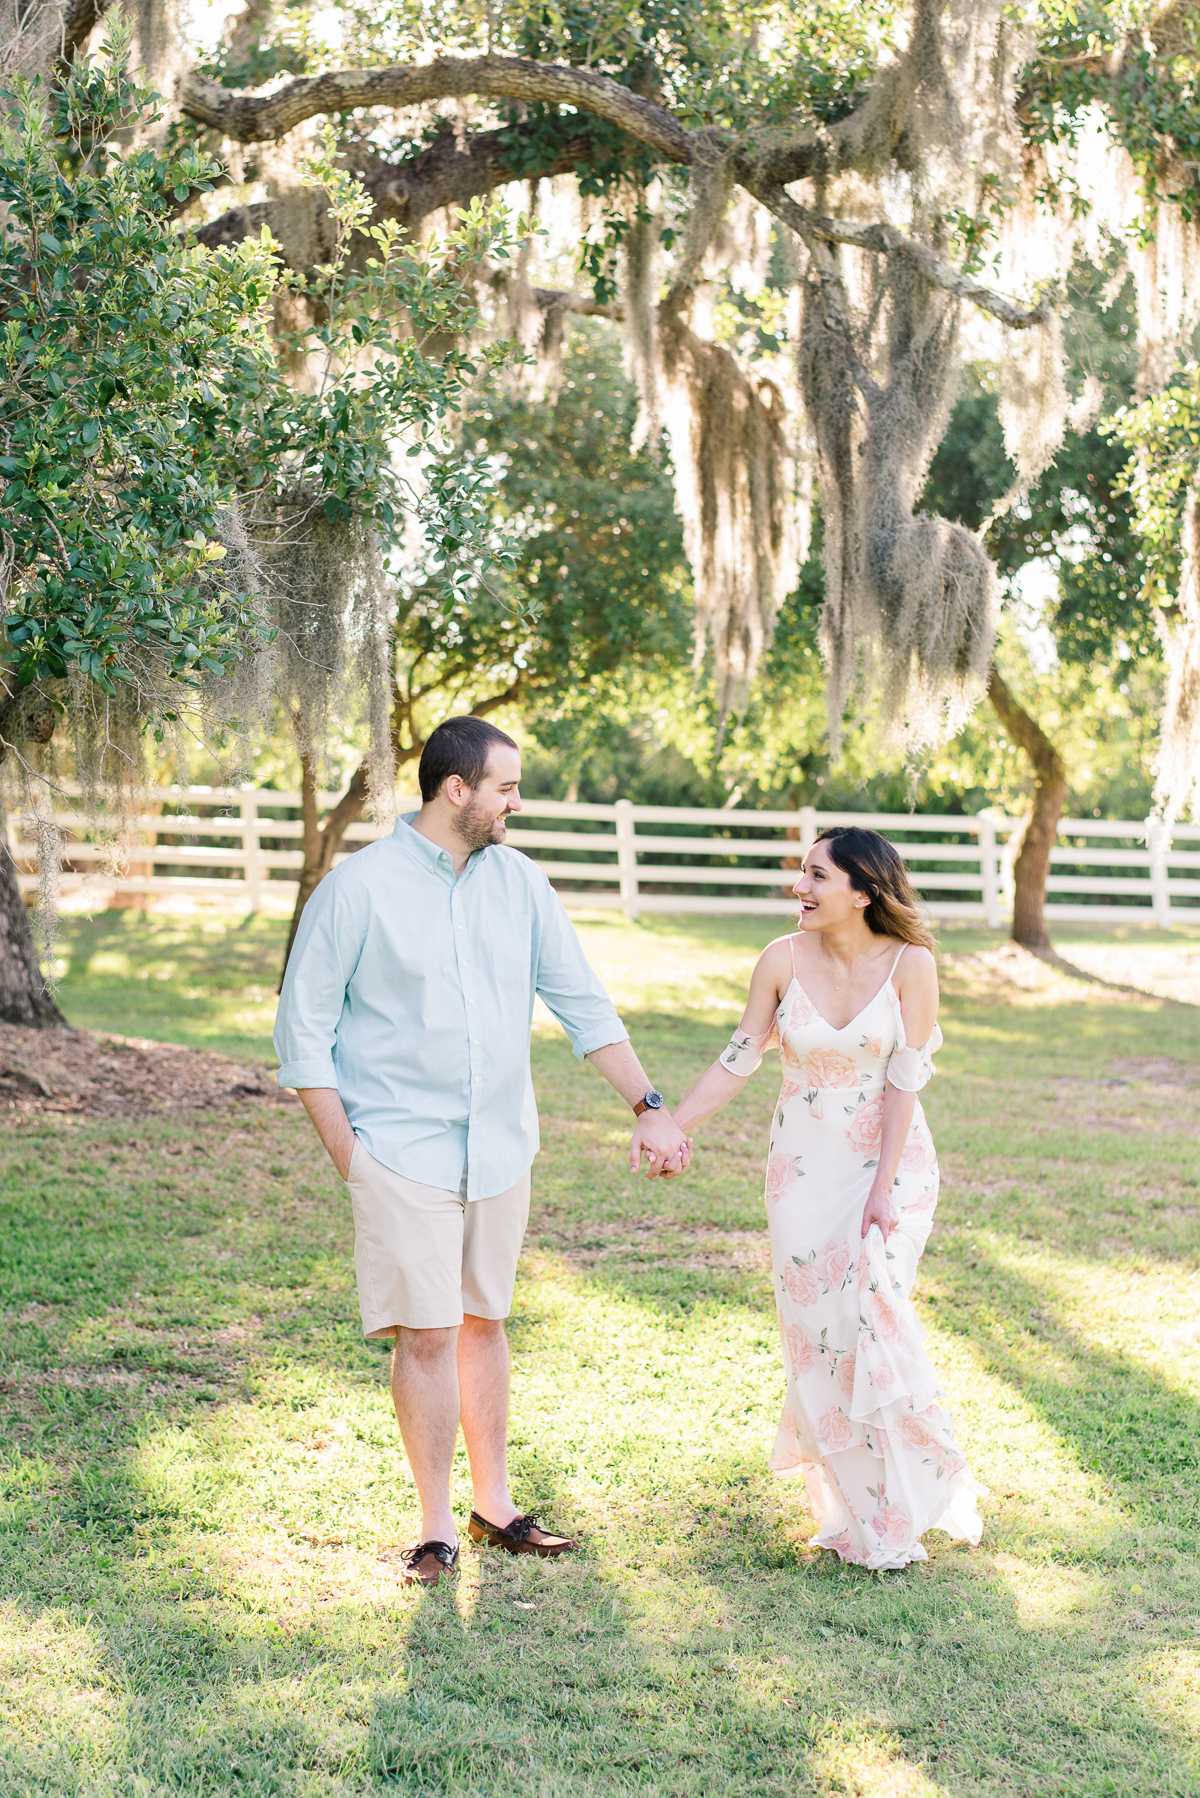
458, 1314, 518, 1526
390, 1325, 460, 1545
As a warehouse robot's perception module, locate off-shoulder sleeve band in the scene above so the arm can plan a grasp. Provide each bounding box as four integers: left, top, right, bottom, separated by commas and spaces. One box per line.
885, 1023, 943, 1093
719, 1023, 778, 1079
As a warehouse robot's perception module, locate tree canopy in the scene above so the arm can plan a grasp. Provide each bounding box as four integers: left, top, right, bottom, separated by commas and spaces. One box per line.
154, 0, 1200, 775
2, 0, 1200, 980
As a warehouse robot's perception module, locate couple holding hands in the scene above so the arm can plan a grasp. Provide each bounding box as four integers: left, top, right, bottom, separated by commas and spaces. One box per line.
276, 716, 985, 1586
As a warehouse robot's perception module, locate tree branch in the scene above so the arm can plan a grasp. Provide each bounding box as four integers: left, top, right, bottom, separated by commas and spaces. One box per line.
197, 120, 611, 251
184, 53, 1049, 330
179, 55, 693, 160
748, 176, 1052, 331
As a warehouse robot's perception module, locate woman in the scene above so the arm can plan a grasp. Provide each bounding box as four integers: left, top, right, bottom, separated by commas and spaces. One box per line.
671, 826, 986, 1571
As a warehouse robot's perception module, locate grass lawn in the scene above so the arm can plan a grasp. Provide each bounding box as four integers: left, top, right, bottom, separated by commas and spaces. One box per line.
2, 908, 1200, 1796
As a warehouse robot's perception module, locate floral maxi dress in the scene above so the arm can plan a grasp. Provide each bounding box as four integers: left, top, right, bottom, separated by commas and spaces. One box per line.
721, 940, 986, 1571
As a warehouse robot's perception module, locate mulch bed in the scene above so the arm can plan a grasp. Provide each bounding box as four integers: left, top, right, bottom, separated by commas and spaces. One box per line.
0, 1024, 295, 1119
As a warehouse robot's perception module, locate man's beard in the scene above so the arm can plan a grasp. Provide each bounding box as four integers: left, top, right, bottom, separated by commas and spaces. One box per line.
455, 797, 510, 854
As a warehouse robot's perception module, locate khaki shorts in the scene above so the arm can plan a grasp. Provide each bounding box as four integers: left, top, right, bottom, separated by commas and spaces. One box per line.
346, 1140, 531, 1336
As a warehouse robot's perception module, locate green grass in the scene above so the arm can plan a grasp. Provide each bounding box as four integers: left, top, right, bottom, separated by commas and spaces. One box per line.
2, 910, 1200, 1795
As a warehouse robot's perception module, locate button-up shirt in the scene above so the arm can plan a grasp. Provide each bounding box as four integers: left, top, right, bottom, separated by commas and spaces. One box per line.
274, 814, 628, 1200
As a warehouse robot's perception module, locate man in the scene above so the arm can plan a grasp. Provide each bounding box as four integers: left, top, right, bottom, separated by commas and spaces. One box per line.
275, 715, 690, 1587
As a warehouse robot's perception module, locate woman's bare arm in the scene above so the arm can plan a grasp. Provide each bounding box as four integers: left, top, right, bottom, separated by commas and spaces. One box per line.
860, 1084, 917, 1238
861, 945, 940, 1239
670, 937, 792, 1135
893, 945, 939, 1049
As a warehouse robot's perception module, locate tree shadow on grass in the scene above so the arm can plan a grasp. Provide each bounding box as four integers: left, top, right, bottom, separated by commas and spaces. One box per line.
3, 1276, 1200, 1796
930, 1250, 1200, 1539
4, 1045, 1200, 1792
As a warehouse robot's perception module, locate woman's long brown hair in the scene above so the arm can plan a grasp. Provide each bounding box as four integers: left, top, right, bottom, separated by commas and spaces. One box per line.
813, 827, 936, 950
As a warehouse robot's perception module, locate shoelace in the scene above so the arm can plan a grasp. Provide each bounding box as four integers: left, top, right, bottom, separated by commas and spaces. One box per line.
403, 1539, 457, 1569
505, 1514, 540, 1543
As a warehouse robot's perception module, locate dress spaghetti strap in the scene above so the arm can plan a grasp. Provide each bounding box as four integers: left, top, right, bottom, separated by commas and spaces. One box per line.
889, 943, 907, 978
790, 933, 800, 979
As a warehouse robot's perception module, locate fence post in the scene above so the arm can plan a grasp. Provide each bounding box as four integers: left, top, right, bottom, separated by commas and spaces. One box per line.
240, 789, 261, 912
615, 799, 639, 920
798, 805, 818, 856
1147, 817, 1171, 930
977, 813, 1000, 929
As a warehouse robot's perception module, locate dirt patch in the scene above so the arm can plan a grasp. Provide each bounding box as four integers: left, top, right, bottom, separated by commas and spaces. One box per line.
1106, 1056, 1200, 1089
941, 940, 1200, 1008
0, 1024, 296, 1119
940, 942, 1076, 999
1063, 944, 1200, 1006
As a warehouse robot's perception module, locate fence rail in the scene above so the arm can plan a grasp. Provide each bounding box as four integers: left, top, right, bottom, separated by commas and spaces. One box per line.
12, 785, 1199, 928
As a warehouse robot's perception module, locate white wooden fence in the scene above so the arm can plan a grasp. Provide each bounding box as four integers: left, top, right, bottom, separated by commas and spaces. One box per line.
12, 786, 1199, 928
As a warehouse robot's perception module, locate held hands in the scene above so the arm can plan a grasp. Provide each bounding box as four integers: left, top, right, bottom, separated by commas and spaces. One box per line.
629, 1108, 693, 1180
861, 1179, 898, 1240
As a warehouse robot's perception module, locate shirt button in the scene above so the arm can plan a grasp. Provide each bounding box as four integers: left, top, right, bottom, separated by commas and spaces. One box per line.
473, 1039, 480, 1046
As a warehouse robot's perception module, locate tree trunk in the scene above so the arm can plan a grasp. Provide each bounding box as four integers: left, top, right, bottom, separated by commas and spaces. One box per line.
279, 751, 372, 976
0, 688, 66, 1026
0, 842, 66, 1027
986, 666, 1067, 951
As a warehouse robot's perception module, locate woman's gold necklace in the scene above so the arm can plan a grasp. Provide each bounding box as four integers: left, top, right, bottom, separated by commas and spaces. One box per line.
820, 939, 874, 991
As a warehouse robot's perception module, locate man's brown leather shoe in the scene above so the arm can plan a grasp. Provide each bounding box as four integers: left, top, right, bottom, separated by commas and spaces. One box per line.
400, 1540, 460, 1586
468, 1510, 578, 1557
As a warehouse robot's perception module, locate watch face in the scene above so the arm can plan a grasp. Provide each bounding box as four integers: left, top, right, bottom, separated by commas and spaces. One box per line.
643, 1089, 665, 1110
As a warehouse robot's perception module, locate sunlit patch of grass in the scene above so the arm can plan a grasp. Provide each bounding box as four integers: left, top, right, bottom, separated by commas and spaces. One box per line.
53, 911, 289, 1060
807, 1720, 949, 1797
1, 913, 1200, 1793
0, 1603, 118, 1754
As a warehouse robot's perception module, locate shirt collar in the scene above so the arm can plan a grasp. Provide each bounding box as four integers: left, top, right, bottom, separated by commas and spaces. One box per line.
394, 812, 489, 877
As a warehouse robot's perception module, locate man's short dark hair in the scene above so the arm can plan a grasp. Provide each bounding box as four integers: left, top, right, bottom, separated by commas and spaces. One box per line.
418, 716, 519, 802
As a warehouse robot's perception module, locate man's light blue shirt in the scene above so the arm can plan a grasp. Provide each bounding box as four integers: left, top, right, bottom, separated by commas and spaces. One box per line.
274, 814, 629, 1200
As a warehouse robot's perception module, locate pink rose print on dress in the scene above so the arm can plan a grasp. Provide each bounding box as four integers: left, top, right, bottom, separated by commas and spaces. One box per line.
872, 1363, 895, 1395
835, 1354, 856, 1398
870, 1507, 913, 1550
789, 987, 819, 1030
870, 1291, 901, 1343
786, 1325, 816, 1375
782, 1259, 821, 1306
847, 1096, 885, 1154
900, 1138, 932, 1171
801, 1049, 859, 1089
779, 1408, 799, 1438
765, 1154, 793, 1204
865, 1037, 883, 1058
818, 1239, 851, 1289
817, 1405, 854, 1452
897, 1413, 940, 1453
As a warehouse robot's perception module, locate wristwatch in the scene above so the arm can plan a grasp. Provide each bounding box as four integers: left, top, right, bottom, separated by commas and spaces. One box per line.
633, 1088, 665, 1117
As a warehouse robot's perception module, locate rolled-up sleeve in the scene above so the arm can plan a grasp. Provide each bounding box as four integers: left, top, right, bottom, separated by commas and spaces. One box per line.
274, 873, 365, 1088
532, 884, 628, 1060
